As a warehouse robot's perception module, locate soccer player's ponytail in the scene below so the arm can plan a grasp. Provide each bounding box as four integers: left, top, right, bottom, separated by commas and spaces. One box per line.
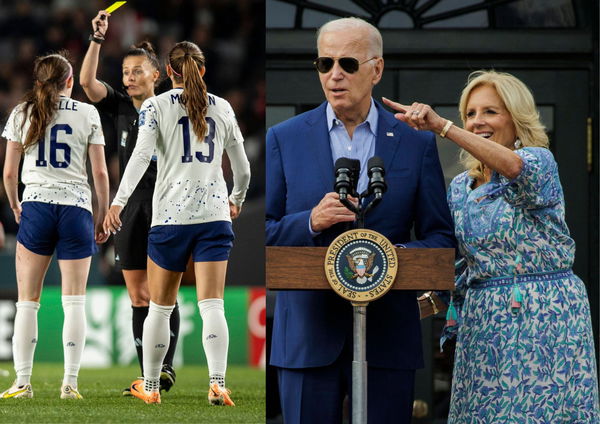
168, 41, 208, 140
22, 53, 72, 151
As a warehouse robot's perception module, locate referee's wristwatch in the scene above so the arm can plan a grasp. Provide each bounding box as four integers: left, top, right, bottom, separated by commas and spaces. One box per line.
89, 34, 104, 44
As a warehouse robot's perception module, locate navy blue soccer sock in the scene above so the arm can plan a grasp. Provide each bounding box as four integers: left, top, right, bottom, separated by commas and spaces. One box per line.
132, 305, 149, 374
163, 303, 180, 367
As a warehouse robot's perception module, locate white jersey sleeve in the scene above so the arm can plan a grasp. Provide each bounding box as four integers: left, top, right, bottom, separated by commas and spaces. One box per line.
226, 142, 250, 206
223, 101, 244, 148
87, 106, 104, 145
221, 100, 249, 206
2, 103, 24, 142
111, 98, 157, 208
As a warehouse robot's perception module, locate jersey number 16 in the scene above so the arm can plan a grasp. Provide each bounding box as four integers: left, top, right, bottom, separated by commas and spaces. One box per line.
36, 124, 71, 168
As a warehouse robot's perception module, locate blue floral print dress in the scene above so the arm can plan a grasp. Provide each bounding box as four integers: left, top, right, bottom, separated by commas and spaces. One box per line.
446, 147, 600, 423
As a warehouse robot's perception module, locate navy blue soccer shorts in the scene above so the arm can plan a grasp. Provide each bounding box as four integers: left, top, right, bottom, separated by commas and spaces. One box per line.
17, 201, 97, 260
147, 221, 234, 272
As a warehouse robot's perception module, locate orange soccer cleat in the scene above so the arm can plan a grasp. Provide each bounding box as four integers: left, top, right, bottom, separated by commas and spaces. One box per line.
130, 380, 161, 404
122, 377, 143, 396
208, 383, 235, 406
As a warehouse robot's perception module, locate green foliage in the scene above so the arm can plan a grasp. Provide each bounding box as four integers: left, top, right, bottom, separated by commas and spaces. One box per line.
343, 266, 354, 280
0, 362, 265, 423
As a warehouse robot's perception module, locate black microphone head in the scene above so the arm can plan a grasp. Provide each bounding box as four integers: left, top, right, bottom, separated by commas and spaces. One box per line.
334, 157, 360, 197
367, 156, 387, 197
335, 157, 360, 172
367, 156, 385, 176
348, 158, 361, 173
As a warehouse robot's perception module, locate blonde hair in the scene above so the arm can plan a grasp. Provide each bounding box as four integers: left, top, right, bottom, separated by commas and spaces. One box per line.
317, 17, 383, 57
458, 70, 549, 180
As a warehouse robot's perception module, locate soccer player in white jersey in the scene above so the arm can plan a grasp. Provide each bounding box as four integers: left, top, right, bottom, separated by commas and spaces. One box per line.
104, 41, 251, 406
81, 10, 180, 396
1, 53, 109, 399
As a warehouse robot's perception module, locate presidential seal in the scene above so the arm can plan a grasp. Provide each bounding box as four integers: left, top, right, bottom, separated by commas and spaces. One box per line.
324, 229, 398, 305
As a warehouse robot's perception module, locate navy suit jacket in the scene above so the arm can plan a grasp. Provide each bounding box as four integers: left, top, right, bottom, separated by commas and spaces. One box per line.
266, 101, 455, 370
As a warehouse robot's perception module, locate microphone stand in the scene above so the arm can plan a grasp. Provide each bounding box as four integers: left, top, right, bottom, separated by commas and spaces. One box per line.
342, 188, 383, 424
342, 191, 381, 229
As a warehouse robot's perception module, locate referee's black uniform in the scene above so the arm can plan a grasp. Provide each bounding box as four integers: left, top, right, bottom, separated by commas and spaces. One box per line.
96, 82, 156, 270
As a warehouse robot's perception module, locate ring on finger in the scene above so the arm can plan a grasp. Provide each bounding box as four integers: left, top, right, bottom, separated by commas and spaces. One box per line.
411, 110, 419, 116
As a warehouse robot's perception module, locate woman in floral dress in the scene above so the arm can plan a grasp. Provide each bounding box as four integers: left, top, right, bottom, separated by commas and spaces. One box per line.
383, 70, 599, 423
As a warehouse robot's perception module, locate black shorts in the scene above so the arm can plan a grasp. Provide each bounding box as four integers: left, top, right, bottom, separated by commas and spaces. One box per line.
114, 200, 152, 270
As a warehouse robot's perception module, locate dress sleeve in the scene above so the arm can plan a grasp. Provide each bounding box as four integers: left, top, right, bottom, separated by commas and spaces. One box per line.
446, 172, 466, 217
111, 99, 157, 207
489, 147, 561, 209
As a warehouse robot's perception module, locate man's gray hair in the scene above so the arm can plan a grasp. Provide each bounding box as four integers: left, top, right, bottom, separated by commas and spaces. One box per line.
317, 17, 383, 57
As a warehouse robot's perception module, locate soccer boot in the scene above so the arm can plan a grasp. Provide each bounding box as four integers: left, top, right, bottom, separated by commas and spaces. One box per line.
208, 383, 235, 406
131, 380, 161, 404
0, 381, 33, 399
123, 377, 143, 396
60, 384, 83, 399
159, 364, 176, 392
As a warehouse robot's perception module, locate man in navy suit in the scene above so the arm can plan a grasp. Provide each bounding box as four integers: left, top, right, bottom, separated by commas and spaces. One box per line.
266, 17, 455, 424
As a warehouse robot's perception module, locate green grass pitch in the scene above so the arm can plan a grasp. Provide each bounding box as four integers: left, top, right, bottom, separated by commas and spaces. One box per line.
0, 362, 265, 423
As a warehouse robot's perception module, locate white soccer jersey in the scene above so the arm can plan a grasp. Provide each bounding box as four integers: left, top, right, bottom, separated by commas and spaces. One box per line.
112, 89, 248, 227
1, 96, 104, 213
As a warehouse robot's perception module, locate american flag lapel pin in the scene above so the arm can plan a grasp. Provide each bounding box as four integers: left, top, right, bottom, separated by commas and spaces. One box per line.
386, 132, 394, 137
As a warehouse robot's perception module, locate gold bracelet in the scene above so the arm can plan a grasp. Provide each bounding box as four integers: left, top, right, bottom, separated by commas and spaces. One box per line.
439, 120, 453, 138
422, 292, 439, 315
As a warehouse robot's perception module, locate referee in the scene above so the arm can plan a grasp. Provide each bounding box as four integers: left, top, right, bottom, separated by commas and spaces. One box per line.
80, 10, 179, 396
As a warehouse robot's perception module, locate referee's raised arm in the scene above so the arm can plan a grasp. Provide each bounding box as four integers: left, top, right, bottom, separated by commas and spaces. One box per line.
80, 10, 110, 102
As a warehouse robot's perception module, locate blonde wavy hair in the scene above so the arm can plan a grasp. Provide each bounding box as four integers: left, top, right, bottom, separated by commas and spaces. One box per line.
458, 70, 549, 180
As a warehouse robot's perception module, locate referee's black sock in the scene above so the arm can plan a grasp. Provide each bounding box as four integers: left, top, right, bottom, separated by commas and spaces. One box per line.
164, 302, 180, 368
132, 305, 149, 374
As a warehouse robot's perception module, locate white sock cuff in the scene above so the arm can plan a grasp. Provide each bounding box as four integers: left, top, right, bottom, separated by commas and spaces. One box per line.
16, 301, 40, 311
62, 295, 86, 307
149, 301, 175, 319
198, 298, 224, 317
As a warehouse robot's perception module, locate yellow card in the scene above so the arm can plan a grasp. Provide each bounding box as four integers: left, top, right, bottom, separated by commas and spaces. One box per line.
105, 1, 126, 13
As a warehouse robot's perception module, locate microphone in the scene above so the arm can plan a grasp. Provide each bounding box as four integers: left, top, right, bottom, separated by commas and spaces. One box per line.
367, 156, 387, 200
334, 157, 360, 200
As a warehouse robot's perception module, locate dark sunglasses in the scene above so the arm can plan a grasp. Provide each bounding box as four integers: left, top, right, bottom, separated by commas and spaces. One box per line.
313, 56, 377, 74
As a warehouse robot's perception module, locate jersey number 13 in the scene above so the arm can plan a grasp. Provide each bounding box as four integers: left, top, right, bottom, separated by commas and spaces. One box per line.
179, 116, 215, 164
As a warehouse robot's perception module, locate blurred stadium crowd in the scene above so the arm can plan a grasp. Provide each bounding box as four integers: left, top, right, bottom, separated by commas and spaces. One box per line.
0, 0, 265, 282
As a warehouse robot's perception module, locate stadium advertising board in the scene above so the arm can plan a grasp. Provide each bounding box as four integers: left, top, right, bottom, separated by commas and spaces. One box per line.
0, 287, 265, 368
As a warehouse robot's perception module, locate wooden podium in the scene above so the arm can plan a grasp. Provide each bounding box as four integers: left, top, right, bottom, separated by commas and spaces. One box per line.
267, 246, 455, 291
266, 245, 454, 423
